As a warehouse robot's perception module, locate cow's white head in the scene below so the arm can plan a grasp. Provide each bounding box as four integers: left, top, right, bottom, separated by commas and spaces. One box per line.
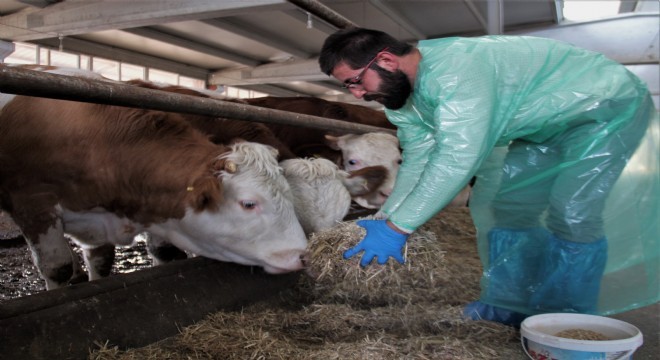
326, 132, 401, 209
160, 142, 308, 274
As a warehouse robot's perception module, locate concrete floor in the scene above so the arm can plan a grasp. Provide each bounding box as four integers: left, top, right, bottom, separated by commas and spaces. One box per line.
610, 302, 659, 359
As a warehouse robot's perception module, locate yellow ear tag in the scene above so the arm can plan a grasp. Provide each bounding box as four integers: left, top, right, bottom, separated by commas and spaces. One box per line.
225, 161, 237, 173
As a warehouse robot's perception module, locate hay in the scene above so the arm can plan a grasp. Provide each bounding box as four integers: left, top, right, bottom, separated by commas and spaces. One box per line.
91, 302, 520, 360
89, 208, 525, 359
302, 220, 450, 307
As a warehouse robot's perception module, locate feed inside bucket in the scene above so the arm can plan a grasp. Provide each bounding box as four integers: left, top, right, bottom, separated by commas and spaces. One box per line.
520, 313, 643, 360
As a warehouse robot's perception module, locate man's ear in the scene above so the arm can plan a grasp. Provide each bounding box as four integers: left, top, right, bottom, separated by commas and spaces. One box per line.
376, 52, 399, 72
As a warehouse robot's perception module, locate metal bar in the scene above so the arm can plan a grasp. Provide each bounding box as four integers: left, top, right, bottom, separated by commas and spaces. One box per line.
286, 0, 358, 29
0, 65, 394, 135
486, 0, 503, 35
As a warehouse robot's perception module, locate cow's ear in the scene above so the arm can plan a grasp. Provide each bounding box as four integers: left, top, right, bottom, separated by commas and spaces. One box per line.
210, 158, 238, 174
188, 176, 221, 212
324, 134, 341, 150
342, 166, 387, 196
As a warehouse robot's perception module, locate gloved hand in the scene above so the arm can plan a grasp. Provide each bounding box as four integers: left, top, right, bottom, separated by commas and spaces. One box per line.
343, 219, 409, 267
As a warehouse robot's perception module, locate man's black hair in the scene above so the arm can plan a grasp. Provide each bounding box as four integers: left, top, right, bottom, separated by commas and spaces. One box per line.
319, 27, 413, 75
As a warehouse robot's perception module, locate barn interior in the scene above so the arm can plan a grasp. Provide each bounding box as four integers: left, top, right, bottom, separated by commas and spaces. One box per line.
0, 1, 658, 359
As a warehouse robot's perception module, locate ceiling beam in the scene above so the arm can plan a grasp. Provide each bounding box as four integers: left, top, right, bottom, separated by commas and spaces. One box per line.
209, 58, 329, 86
200, 18, 311, 59
0, 0, 290, 41
31, 36, 209, 79
122, 27, 260, 67
369, 0, 426, 39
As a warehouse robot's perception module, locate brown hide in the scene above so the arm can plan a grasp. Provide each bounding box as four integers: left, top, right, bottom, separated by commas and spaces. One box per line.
245, 96, 394, 129
244, 97, 394, 162
123, 81, 393, 162
0, 96, 228, 240
125, 80, 297, 160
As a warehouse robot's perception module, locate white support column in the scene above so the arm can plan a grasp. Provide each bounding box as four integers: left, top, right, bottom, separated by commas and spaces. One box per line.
487, 0, 503, 35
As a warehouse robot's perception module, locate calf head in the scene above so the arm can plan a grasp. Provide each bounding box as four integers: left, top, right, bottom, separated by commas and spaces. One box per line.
281, 158, 387, 235
325, 132, 401, 209
280, 158, 352, 235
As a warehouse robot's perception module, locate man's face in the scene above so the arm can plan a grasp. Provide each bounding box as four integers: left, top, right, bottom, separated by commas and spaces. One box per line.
332, 61, 412, 110
363, 66, 411, 110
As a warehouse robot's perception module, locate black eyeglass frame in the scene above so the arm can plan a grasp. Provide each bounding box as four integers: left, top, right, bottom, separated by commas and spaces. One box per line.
341, 47, 389, 89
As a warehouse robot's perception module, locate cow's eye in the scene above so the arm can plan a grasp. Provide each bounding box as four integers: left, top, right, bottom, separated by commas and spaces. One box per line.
397, 159, 403, 165
348, 159, 359, 166
240, 200, 257, 210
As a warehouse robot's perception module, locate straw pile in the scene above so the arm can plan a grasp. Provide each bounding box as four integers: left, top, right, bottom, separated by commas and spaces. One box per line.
300, 220, 450, 307
90, 208, 524, 359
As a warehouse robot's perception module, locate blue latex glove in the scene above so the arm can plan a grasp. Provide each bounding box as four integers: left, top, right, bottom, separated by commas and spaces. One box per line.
343, 219, 409, 267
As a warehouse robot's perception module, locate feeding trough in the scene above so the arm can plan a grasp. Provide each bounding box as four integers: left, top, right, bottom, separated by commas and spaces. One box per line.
0, 256, 300, 360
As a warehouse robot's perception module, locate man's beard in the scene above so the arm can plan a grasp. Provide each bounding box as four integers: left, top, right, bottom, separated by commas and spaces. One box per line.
363, 67, 411, 110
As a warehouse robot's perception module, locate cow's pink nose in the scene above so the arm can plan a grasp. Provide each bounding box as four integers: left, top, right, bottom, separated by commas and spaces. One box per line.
380, 188, 392, 198
264, 249, 309, 274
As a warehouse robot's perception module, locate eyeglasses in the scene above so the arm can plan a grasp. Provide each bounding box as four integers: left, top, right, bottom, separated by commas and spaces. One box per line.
342, 47, 389, 89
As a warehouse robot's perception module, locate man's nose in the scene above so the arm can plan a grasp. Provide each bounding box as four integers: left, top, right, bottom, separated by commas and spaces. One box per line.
349, 87, 367, 98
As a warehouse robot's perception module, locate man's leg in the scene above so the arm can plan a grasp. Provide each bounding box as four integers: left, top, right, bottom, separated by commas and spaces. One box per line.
530, 114, 648, 314
465, 141, 558, 326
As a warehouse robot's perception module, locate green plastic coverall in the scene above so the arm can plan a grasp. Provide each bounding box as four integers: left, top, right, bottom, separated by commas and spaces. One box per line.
380, 35, 659, 318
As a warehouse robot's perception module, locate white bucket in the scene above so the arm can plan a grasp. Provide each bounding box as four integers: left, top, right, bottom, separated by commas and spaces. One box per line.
520, 313, 643, 360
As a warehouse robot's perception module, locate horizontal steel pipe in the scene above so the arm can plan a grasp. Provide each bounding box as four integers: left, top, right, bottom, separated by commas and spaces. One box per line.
0, 65, 394, 135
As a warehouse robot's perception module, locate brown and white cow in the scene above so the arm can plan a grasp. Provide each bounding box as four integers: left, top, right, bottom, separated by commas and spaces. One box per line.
0, 88, 308, 289
125, 80, 401, 209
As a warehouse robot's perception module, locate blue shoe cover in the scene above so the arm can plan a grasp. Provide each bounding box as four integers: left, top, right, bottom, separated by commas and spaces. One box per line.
482, 228, 548, 310
463, 301, 528, 327
529, 236, 607, 313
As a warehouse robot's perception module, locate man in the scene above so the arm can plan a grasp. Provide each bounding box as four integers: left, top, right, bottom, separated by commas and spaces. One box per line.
319, 27, 658, 326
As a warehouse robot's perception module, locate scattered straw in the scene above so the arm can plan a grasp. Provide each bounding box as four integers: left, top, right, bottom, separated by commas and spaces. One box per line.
89, 208, 525, 359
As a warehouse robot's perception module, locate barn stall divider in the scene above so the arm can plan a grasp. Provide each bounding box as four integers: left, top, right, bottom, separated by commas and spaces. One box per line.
0, 65, 394, 136
0, 65, 390, 359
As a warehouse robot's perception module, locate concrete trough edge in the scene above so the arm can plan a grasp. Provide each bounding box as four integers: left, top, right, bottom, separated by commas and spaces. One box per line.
0, 257, 301, 360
